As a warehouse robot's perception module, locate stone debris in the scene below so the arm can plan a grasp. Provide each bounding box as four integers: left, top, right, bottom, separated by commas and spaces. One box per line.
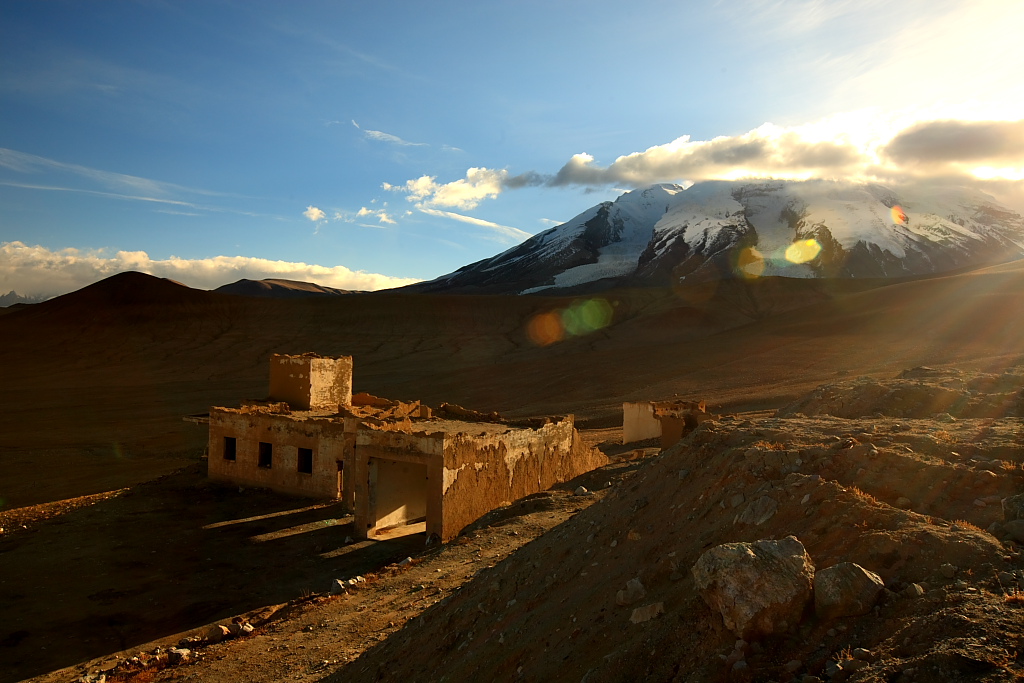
574, 486, 590, 496
735, 495, 778, 526
938, 563, 958, 579
691, 536, 814, 639
616, 577, 647, 606
813, 562, 885, 620
628, 602, 664, 624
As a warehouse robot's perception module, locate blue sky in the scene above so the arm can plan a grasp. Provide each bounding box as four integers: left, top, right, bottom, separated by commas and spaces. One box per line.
2, 0, 1023, 297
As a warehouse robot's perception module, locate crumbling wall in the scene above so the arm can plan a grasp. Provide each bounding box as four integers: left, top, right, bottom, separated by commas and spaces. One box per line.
623, 402, 660, 443
207, 409, 348, 500
268, 353, 353, 410
439, 417, 607, 541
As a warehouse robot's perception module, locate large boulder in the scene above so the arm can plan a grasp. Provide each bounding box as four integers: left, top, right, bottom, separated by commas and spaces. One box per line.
814, 562, 885, 620
1002, 494, 1024, 522
691, 536, 814, 639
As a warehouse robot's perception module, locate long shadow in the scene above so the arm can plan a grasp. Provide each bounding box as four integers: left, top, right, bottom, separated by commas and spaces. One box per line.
0, 464, 424, 683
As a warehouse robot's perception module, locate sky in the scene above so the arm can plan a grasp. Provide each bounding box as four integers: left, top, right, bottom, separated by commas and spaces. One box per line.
2, 0, 1023, 299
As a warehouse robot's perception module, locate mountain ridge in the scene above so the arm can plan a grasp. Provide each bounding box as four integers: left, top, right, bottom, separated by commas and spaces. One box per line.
406, 179, 1024, 295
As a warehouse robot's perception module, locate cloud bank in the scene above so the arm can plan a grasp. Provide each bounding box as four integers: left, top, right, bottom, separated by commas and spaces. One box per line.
383, 115, 1024, 209
0, 241, 419, 299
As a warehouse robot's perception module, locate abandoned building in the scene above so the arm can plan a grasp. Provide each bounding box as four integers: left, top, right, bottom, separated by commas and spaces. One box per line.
622, 399, 711, 448
207, 353, 606, 542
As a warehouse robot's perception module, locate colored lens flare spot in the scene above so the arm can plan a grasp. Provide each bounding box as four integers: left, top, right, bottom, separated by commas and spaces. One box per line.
736, 247, 765, 279
891, 205, 908, 225
785, 238, 822, 264
526, 298, 613, 346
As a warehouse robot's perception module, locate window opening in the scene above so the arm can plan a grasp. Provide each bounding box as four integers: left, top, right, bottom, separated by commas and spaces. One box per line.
297, 447, 313, 474
223, 436, 237, 461
258, 442, 273, 468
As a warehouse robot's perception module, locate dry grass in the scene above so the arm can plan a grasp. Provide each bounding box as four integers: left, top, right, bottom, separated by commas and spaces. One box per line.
952, 519, 985, 533
848, 485, 880, 504
751, 440, 786, 451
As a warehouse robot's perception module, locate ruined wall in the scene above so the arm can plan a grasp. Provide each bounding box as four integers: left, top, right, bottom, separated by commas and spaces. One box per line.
352, 427, 445, 540
438, 417, 607, 541
623, 402, 660, 444
268, 354, 353, 410
207, 409, 349, 500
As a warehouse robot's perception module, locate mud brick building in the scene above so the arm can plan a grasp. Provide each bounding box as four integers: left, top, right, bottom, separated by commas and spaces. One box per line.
208, 353, 605, 541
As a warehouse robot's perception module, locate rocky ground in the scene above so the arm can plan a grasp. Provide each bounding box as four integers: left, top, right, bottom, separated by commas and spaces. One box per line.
13, 365, 1024, 683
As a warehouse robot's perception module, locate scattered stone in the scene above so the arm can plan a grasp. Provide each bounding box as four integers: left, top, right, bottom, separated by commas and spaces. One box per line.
852, 648, 873, 661
731, 660, 748, 672
691, 535, 814, 639
974, 498, 988, 508
998, 571, 1016, 586
629, 602, 665, 624
902, 583, 925, 598
736, 496, 779, 526
205, 624, 231, 643
938, 563, 957, 579
330, 579, 349, 594
574, 486, 590, 496
398, 557, 413, 566
814, 562, 885, 620
895, 497, 912, 509
616, 578, 647, 606
784, 659, 803, 673
844, 658, 869, 671
730, 493, 746, 508
167, 647, 191, 664
678, 469, 690, 480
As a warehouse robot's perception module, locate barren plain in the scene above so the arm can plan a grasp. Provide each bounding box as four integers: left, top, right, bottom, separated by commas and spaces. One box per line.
4, 261, 1024, 682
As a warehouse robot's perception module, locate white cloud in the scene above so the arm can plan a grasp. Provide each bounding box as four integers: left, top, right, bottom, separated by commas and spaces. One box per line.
302, 205, 326, 222
351, 120, 426, 147
0, 241, 420, 298
384, 167, 508, 210
356, 206, 396, 225
416, 208, 532, 243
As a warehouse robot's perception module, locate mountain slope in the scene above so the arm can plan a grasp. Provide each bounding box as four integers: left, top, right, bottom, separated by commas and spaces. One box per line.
409, 180, 1024, 294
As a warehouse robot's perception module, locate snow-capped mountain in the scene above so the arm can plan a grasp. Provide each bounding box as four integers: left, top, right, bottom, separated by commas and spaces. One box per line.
408, 180, 1024, 294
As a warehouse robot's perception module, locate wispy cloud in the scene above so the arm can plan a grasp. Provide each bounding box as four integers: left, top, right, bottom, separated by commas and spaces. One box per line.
0, 180, 281, 220
0, 148, 235, 198
416, 208, 532, 243
352, 120, 426, 147
0, 241, 420, 298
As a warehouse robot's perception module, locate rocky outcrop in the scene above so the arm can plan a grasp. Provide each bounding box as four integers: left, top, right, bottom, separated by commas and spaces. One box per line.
814, 562, 886, 620
691, 536, 814, 639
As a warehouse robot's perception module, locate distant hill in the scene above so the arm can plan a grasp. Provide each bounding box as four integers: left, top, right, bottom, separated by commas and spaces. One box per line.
0, 290, 45, 307
407, 179, 1024, 294
214, 278, 355, 298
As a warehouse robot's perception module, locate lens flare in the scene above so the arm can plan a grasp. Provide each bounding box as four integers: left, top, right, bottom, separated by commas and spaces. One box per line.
526, 298, 614, 346
735, 247, 765, 279
785, 238, 822, 264
890, 205, 908, 225
526, 311, 564, 346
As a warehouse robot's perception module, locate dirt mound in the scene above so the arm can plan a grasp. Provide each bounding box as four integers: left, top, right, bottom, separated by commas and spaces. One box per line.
778, 366, 1024, 420
331, 396, 1024, 682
